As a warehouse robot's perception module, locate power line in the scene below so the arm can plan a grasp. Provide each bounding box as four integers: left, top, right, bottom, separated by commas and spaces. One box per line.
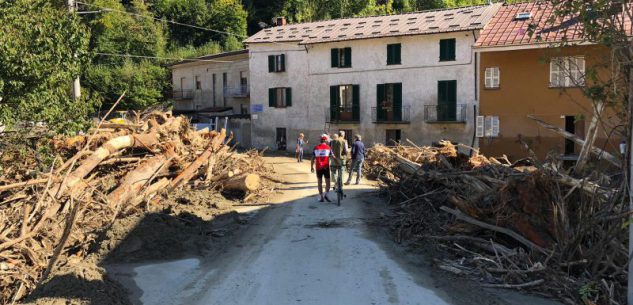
95, 52, 235, 63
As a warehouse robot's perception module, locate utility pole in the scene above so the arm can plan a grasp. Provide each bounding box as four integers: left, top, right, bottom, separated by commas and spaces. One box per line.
68, 0, 81, 101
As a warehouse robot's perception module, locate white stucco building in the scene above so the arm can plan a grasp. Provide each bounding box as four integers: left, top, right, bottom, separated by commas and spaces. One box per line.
169, 50, 252, 147
245, 4, 501, 151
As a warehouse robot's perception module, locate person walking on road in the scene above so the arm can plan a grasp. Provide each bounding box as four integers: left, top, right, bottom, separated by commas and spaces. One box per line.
330, 133, 348, 190
346, 134, 365, 185
296, 133, 307, 162
311, 136, 332, 202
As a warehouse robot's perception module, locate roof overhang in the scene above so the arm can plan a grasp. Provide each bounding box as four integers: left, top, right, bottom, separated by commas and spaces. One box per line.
473, 40, 595, 52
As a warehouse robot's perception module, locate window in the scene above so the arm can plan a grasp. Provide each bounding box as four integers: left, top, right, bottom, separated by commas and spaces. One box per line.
386, 129, 401, 146
268, 87, 292, 108
437, 80, 457, 121
330, 85, 360, 122
240, 71, 248, 86
476, 115, 499, 137
331, 47, 352, 68
550, 57, 585, 87
195, 76, 201, 90
376, 83, 403, 122
439, 38, 456, 61
387, 43, 401, 65
484, 67, 500, 89
268, 54, 286, 72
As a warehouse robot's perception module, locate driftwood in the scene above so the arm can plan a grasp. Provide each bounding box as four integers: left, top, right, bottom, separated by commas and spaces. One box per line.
221, 174, 261, 192
527, 115, 620, 167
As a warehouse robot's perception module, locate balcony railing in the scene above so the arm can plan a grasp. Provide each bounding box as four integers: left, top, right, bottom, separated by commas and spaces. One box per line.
424, 104, 467, 123
371, 105, 410, 123
326, 106, 360, 123
223, 85, 250, 97
171, 89, 194, 100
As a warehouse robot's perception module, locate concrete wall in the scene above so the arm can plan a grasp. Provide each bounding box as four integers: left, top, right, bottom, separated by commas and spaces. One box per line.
249, 31, 480, 152
477, 45, 621, 160
171, 53, 250, 114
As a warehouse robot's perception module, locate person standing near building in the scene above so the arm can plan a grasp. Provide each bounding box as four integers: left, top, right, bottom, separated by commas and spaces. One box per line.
330, 133, 348, 189
311, 136, 332, 202
346, 134, 365, 185
296, 133, 307, 162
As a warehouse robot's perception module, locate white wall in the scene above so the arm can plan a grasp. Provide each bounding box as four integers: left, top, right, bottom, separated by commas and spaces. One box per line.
249, 31, 479, 151
171, 54, 250, 114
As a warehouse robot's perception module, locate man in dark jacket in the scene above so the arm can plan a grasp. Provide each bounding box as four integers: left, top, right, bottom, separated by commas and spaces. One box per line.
345, 134, 365, 185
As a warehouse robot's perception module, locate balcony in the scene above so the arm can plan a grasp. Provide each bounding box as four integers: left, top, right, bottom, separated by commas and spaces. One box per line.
326, 106, 360, 123
223, 85, 250, 97
424, 104, 467, 123
371, 105, 410, 123
170, 89, 194, 100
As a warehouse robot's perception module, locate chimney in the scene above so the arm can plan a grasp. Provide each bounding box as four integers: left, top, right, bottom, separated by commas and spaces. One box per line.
272, 16, 287, 26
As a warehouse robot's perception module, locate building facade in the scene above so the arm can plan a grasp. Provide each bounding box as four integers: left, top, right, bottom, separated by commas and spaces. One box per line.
246, 4, 501, 151
474, 2, 622, 160
169, 50, 252, 147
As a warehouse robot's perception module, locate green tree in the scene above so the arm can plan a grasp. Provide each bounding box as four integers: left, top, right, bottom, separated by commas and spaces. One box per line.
0, 0, 93, 132
83, 0, 169, 109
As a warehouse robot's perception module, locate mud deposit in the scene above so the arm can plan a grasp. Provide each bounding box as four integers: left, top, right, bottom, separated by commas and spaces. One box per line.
21, 189, 246, 305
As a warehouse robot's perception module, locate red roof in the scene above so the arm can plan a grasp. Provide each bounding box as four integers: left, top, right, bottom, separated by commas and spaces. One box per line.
475, 2, 632, 48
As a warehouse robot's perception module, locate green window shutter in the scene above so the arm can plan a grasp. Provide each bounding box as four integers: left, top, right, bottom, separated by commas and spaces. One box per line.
268, 55, 275, 72
387, 45, 393, 65
331, 48, 339, 67
269, 88, 276, 107
285, 87, 292, 107
394, 44, 401, 64
448, 39, 455, 61
438, 81, 457, 121
330, 86, 338, 121
352, 85, 360, 121
393, 83, 402, 121
344, 47, 352, 67
440, 39, 456, 61
376, 84, 386, 121
279, 54, 285, 72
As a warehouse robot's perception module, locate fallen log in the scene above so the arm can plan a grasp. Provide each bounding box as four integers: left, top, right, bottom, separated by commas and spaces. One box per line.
107, 152, 174, 209
221, 174, 260, 192
527, 115, 620, 167
169, 129, 226, 190
54, 133, 160, 198
440, 206, 548, 254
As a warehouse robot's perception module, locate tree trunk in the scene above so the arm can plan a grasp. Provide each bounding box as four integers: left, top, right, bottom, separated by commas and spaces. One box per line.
527, 115, 620, 167
55, 133, 160, 198
169, 128, 226, 190
107, 152, 173, 209
221, 174, 260, 192
574, 102, 605, 173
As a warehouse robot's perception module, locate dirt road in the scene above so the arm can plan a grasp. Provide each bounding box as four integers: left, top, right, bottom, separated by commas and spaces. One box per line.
108, 156, 560, 305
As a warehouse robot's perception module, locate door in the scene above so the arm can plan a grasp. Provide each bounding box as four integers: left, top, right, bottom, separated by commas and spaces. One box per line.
386, 129, 401, 146
276, 128, 287, 151
438, 80, 457, 121
564, 116, 576, 155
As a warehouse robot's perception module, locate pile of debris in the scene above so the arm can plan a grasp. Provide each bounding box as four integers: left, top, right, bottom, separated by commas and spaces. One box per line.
0, 110, 278, 303
366, 141, 627, 305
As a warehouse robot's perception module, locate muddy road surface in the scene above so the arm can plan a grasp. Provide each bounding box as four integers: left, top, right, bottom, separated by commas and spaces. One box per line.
108, 156, 560, 305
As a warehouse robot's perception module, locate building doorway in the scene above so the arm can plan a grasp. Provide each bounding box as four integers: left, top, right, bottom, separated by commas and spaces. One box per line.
276, 128, 287, 151
386, 129, 401, 146
340, 129, 353, 147
564, 115, 585, 156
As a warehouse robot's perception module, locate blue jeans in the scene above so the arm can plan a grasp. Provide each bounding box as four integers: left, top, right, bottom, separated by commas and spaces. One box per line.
347, 159, 363, 183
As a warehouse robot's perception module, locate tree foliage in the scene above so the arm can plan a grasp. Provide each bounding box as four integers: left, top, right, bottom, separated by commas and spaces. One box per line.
0, 0, 93, 132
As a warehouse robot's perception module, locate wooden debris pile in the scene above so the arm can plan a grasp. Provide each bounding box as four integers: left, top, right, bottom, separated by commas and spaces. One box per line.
0, 111, 277, 303
366, 141, 628, 305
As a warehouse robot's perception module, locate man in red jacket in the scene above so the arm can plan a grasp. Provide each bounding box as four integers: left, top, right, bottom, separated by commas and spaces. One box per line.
311, 136, 333, 202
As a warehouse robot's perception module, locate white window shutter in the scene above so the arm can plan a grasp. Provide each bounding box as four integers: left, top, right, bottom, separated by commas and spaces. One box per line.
485, 68, 492, 88
550, 59, 561, 87
492, 116, 500, 137
493, 67, 500, 88
484, 116, 493, 137
476, 115, 484, 137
